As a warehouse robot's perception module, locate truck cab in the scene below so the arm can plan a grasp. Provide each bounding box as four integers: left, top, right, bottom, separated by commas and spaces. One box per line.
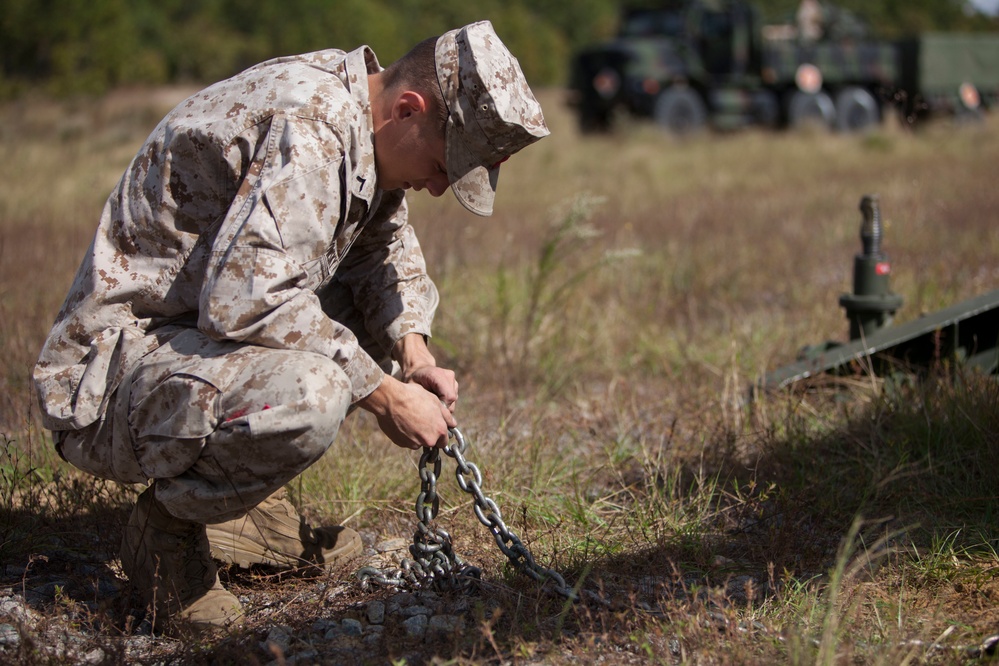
569, 0, 770, 132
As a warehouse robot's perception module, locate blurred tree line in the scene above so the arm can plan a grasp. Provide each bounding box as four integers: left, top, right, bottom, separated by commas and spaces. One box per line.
1, 0, 995, 97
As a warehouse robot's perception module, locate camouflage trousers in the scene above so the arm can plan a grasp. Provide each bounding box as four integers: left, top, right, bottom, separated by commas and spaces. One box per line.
56, 282, 395, 524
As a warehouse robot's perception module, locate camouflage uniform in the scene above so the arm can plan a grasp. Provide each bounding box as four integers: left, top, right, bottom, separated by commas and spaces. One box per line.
33, 46, 438, 522
33, 21, 548, 632
33, 21, 548, 537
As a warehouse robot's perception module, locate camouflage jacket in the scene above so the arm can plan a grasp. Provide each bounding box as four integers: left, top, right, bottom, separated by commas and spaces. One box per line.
34, 46, 438, 431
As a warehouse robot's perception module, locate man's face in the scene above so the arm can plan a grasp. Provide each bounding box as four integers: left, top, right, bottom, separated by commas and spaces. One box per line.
375, 99, 451, 197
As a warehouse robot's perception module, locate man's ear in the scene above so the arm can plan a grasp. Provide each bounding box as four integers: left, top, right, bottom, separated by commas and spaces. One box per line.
393, 90, 428, 121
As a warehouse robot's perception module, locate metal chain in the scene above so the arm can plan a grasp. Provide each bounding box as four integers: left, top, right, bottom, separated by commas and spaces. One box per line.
358, 426, 576, 600
444, 428, 577, 599
357, 428, 999, 655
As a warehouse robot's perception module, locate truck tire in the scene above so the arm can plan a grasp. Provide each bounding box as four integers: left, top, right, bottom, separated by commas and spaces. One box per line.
578, 106, 613, 134
834, 87, 880, 133
653, 87, 707, 135
787, 90, 835, 130
750, 90, 780, 128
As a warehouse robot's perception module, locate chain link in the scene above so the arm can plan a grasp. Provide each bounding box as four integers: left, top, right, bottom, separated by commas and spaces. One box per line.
358, 426, 576, 600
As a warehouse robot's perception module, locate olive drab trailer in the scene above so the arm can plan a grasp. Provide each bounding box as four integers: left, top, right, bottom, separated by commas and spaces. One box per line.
758, 196, 999, 393
569, 0, 999, 134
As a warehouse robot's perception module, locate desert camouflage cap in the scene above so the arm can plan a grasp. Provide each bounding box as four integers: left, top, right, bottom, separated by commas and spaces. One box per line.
435, 21, 550, 216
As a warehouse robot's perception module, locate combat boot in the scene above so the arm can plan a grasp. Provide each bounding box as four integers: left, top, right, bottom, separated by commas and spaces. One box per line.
120, 486, 243, 631
206, 489, 363, 572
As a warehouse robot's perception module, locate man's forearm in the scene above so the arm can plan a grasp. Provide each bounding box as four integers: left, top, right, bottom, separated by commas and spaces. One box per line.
392, 333, 437, 380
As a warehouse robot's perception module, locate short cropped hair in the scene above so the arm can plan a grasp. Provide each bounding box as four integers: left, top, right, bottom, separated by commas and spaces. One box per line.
380, 36, 449, 133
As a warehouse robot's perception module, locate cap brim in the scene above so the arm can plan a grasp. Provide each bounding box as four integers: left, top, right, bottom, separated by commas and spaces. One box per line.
446, 116, 499, 217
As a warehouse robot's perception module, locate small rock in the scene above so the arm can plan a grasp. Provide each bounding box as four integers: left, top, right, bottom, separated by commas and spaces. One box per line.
398, 605, 433, 618
0, 623, 20, 647
726, 575, 756, 605
386, 592, 415, 614
82, 647, 105, 664
311, 618, 338, 635
446, 597, 470, 614
428, 614, 463, 636
286, 649, 319, 664
341, 618, 363, 636
366, 600, 385, 624
26, 580, 63, 602
417, 590, 440, 604
0, 597, 32, 621
375, 538, 409, 553
401, 614, 428, 639
261, 625, 293, 655
93, 578, 121, 598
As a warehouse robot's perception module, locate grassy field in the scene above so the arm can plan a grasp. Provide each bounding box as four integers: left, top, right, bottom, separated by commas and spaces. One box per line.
1, 86, 998, 664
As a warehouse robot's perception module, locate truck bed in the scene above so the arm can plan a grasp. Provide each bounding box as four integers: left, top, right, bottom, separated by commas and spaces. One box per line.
761, 39, 897, 88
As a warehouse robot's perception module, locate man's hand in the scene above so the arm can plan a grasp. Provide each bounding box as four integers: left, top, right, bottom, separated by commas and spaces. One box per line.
406, 365, 458, 413
356, 333, 459, 450
357, 375, 455, 450
393, 333, 459, 412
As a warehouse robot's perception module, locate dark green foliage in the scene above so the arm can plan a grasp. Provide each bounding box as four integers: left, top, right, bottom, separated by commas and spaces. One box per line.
0, 0, 614, 96
7, 0, 992, 98
1, 0, 146, 95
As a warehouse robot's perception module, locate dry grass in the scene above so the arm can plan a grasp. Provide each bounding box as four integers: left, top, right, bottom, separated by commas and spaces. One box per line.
1, 86, 998, 664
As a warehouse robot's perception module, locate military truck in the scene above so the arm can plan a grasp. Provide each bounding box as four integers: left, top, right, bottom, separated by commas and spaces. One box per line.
569, 0, 997, 134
